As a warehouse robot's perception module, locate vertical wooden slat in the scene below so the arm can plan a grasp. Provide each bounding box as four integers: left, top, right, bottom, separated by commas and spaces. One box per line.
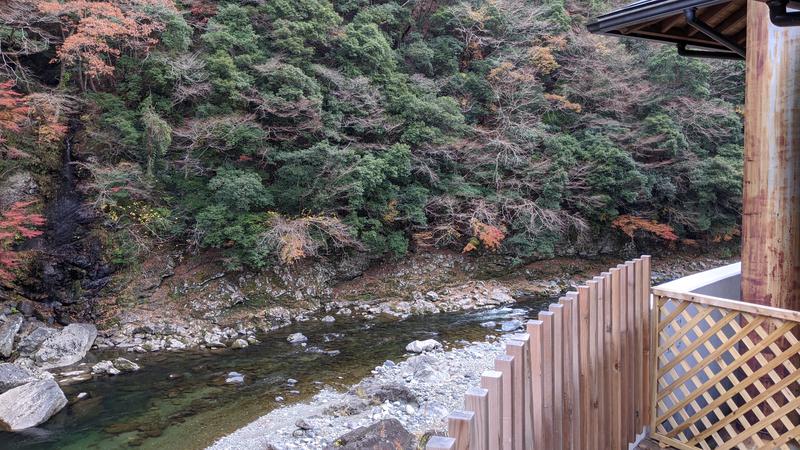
506, 338, 527, 450
593, 275, 607, 449
558, 297, 576, 450
633, 258, 644, 434
426, 436, 456, 450
549, 303, 565, 450
610, 267, 623, 450
587, 279, 600, 450
495, 355, 515, 450
626, 261, 636, 444
601, 272, 613, 450
481, 370, 503, 450
538, 310, 555, 450
448, 411, 475, 450
616, 263, 630, 447
527, 320, 545, 450
465, 387, 489, 450
641, 255, 652, 428
576, 285, 591, 449
566, 291, 581, 449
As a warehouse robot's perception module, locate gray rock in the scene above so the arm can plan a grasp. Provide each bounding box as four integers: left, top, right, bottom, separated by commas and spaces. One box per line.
33, 324, 97, 369
480, 321, 497, 329
0, 315, 23, 358
500, 319, 523, 332
0, 363, 36, 393
17, 327, 58, 356
0, 171, 38, 211
321, 315, 336, 323
230, 339, 249, 349
226, 371, 244, 384
359, 382, 418, 406
0, 380, 67, 431
326, 419, 414, 450
425, 291, 439, 301
92, 361, 120, 376
287, 333, 308, 344
113, 358, 140, 372
404, 339, 442, 353
295, 418, 312, 430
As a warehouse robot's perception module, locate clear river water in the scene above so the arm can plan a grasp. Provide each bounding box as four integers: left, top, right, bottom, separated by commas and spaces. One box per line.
1, 298, 550, 450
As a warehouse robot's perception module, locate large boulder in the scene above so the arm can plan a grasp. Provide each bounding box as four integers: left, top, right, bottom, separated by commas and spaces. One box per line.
327, 419, 415, 450
17, 326, 58, 357
33, 324, 97, 369
0, 363, 36, 394
0, 315, 23, 358
0, 380, 67, 431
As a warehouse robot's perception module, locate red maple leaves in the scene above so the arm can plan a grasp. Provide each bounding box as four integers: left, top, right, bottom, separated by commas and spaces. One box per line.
0, 201, 45, 283
0, 80, 30, 157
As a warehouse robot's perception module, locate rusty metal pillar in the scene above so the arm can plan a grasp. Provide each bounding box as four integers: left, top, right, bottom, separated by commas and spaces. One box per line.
742, 0, 800, 309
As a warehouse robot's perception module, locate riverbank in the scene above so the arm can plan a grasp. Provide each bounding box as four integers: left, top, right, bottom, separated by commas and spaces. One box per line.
87, 250, 735, 355
210, 339, 509, 450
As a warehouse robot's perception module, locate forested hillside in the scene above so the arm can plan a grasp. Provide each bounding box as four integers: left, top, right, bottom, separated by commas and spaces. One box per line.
0, 0, 743, 280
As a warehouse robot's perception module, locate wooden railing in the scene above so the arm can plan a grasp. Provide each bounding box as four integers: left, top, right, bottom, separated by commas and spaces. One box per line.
426, 256, 653, 450
650, 289, 800, 450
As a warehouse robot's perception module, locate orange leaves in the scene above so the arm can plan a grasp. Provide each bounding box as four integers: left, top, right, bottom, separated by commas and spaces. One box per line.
39, 0, 171, 82
0, 80, 29, 135
0, 201, 45, 283
544, 93, 582, 113
612, 215, 678, 241
0, 80, 30, 157
463, 218, 506, 253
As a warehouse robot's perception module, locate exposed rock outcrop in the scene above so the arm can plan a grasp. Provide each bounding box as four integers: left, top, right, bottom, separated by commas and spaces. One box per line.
405, 339, 442, 353
33, 323, 97, 369
0, 315, 23, 358
0, 363, 36, 393
0, 379, 67, 431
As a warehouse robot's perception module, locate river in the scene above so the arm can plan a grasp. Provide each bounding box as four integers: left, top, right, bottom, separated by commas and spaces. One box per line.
1, 297, 550, 450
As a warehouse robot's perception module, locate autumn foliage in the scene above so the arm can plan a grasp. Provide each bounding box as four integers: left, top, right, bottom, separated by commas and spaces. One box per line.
0, 80, 29, 157
463, 219, 506, 253
0, 201, 45, 282
38, 0, 171, 86
612, 215, 679, 242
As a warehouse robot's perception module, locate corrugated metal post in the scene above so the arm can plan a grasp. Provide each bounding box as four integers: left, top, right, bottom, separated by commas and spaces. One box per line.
742, 0, 800, 310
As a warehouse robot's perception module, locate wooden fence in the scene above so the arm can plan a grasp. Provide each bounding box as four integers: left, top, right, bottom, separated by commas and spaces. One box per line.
649, 289, 800, 450
426, 256, 653, 450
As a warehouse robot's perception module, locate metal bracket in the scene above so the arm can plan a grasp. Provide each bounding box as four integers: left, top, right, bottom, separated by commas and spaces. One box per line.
683, 8, 746, 58
767, 0, 800, 27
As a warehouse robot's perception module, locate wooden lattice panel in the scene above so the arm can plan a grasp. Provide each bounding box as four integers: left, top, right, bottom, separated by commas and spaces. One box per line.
651, 291, 800, 450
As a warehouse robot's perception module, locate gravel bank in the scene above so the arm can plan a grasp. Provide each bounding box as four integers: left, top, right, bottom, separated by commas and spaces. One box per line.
209, 338, 511, 449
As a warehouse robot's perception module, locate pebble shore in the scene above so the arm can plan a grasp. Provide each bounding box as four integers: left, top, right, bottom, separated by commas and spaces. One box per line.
209, 338, 511, 449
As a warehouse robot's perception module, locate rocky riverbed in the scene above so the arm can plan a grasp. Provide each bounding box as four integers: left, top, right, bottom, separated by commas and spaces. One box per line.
210, 339, 509, 450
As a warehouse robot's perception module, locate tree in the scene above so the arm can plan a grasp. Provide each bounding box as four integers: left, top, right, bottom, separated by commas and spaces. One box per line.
38, 0, 172, 90
0, 201, 45, 283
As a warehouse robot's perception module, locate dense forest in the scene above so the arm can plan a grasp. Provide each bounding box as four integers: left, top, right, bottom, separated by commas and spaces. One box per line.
0, 0, 744, 281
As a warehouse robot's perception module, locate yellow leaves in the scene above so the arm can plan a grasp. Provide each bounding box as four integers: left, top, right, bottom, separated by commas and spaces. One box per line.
487, 62, 534, 84
544, 93, 582, 113
462, 219, 506, 253
383, 199, 399, 223
528, 46, 559, 75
